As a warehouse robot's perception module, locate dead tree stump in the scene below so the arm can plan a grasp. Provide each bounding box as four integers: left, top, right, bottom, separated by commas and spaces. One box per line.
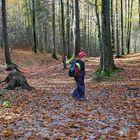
1, 69, 32, 91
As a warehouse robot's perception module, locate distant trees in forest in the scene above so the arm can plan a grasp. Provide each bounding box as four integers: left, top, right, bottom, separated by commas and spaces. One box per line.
0, 0, 139, 58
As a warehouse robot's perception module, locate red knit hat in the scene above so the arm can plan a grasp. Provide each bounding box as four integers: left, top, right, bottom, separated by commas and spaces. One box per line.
78, 51, 86, 58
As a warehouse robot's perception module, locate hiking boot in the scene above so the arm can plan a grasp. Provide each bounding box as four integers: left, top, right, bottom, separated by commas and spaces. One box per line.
77, 96, 87, 101
71, 93, 79, 99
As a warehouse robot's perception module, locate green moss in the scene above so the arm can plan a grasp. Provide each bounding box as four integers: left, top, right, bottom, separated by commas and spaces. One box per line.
109, 67, 123, 77
126, 60, 135, 64
92, 67, 123, 82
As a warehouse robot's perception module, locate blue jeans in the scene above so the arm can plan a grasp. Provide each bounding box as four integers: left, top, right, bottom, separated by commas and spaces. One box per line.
72, 71, 85, 99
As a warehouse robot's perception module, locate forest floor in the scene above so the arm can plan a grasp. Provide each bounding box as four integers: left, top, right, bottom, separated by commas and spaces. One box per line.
0, 49, 140, 140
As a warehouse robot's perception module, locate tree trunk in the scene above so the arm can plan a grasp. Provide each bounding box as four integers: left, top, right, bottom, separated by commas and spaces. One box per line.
83, 2, 87, 52
126, 0, 134, 54
66, 0, 71, 58
1, 0, 12, 65
111, 0, 115, 54
87, 4, 90, 55
124, 0, 128, 50
32, 0, 37, 53
115, 0, 120, 57
101, 0, 116, 75
94, 0, 103, 68
52, 0, 58, 59
60, 0, 66, 69
73, 0, 80, 57
120, 0, 124, 55
139, 0, 140, 27
25, 0, 32, 47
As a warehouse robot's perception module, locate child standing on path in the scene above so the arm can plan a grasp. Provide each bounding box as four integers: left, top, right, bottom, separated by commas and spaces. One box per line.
72, 51, 87, 101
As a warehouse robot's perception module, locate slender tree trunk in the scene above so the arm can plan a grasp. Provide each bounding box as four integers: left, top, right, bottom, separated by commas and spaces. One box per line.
126, 0, 134, 54
124, 0, 127, 41
0, 32, 3, 48
25, 0, 31, 47
66, 0, 71, 58
87, 4, 90, 55
61, 0, 66, 55
32, 0, 37, 53
73, 0, 80, 57
83, 2, 87, 52
60, 0, 66, 69
94, 0, 103, 69
124, 0, 127, 50
120, 0, 124, 55
44, 25, 48, 51
17, 1, 22, 47
35, 0, 42, 53
57, 2, 61, 52
138, 0, 140, 27
115, 0, 120, 57
70, 0, 74, 55
126, 0, 130, 54
1, 0, 12, 64
111, 0, 115, 54
52, 0, 58, 59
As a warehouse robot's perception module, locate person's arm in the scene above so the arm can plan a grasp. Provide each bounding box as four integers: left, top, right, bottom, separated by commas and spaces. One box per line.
66, 57, 75, 65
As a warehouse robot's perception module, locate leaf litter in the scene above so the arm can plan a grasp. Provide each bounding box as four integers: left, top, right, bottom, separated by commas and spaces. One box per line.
0, 50, 140, 139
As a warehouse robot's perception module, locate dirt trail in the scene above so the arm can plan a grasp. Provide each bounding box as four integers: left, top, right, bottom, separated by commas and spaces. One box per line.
0, 51, 140, 139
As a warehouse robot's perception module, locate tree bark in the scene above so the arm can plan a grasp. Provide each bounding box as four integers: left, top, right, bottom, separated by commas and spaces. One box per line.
1, 0, 12, 65
115, 0, 120, 57
73, 0, 80, 57
66, 0, 71, 58
120, 0, 124, 55
87, 3, 90, 55
83, 2, 87, 52
101, 0, 116, 75
111, 0, 115, 54
126, 0, 134, 54
52, 0, 58, 59
94, 0, 103, 68
60, 0, 66, 69
32, 0, 37, 53
139, 0, 140, 27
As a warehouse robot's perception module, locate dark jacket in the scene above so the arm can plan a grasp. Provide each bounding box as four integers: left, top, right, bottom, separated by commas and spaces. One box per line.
74, 59, 85, 78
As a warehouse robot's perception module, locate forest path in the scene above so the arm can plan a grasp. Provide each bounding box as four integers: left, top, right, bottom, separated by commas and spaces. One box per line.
0, 51, 140, 139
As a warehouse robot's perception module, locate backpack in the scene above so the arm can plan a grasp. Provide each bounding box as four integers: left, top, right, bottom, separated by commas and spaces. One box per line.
68, 61, 80, 77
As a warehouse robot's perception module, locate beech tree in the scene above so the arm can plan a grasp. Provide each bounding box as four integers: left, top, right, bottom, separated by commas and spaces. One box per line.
100, 0, 116, 76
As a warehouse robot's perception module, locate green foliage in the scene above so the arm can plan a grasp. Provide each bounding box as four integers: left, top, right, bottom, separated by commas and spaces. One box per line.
0, 97, 11, 108
2, 100, 11, 108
